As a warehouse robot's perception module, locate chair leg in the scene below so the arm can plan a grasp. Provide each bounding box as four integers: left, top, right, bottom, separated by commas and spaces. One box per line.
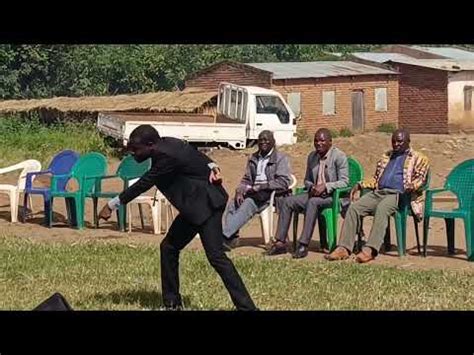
356, 217, 365, 254
445, 218, 455, 255
117, 205, 126, 232
156, 201, 162, 234
8, 191, 18, 223
463, 216, 473, 261
29, 194, 34, 214
21, 192, 29, 223
413, 217, 421, 255
394, 213, 405, 257
151, 203, 160, 235
92, 197, 99, 228
383, 218, 392, 253
138, 204, 145, 230
259, 207, 272, 245
75, 197, 85, 230
127, 204, 132, 233
423, 216, 430, 257
322, 210, 336, 252
65, 198, 73, 227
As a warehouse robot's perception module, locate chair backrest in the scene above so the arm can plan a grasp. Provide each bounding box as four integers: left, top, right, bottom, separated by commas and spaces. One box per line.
116, 155, 151, 180
17, 160, 42, 191
444, 159, 474, 210
48, 150, 80, 192
70, 153, 108, 194
347, 156, 364, 188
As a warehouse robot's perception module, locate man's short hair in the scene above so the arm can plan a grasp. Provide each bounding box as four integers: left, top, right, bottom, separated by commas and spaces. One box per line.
315, 128, 332, 141
129, 125, 160, 145
393, 128, 410, 141
258, 130, 275, 140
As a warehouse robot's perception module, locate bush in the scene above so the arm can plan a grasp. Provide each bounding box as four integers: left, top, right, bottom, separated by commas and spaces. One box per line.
376, 123, 397, 134
338, 127, 354, 137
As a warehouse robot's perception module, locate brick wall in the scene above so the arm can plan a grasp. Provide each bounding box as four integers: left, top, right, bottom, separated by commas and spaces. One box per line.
272, 75, 399, 134
185, 62, 272, 90
394, 63, 449, 134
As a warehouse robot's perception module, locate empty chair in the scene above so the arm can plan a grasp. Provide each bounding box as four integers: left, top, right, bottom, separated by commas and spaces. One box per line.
22, 150, 80, 225
0, 159, 42, 223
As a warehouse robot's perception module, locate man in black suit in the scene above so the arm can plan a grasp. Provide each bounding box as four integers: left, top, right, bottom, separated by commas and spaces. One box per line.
98, 125, 257, 311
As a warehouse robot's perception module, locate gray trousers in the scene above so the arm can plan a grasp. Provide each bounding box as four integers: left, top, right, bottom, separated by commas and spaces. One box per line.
338, 189, 399, 254
222, 197, 269, 239
274, 193, 333, 245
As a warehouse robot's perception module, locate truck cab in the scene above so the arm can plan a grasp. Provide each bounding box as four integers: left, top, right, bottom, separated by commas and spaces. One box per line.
217, 82, 297, 147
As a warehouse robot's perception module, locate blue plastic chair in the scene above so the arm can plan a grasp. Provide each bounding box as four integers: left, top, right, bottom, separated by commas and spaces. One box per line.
21, 150, 80, 225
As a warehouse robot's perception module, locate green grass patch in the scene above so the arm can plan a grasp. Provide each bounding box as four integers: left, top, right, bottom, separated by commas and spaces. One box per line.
0, 115, 114, 167
1, 236, 473, 310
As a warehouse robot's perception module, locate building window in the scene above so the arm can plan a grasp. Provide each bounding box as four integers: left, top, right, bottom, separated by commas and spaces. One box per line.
287, 92, 301, 116
375, 87, 388, 112
322, 91, 336, 115
464, 86, 473, 111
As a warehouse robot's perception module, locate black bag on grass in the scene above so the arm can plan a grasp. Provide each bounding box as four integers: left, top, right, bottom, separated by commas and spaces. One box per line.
33, 292, 73, 311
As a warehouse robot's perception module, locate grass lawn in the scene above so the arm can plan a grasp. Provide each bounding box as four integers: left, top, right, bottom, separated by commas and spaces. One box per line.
1, 236, 473, 310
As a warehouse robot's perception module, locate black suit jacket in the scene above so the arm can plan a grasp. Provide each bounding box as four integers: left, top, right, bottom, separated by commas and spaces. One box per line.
119, 137, 228, 226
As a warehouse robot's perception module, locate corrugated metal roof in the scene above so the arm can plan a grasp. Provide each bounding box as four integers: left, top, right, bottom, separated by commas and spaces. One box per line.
411, 46, 474, 60
351, 52, 415, 63
385, 58, 474, 71
245, 61, 398, 79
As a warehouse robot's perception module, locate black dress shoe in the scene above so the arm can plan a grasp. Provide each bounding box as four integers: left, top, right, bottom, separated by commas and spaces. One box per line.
292, 243, 309, 259
163, 302, 183, 311
266, 242, 288, 256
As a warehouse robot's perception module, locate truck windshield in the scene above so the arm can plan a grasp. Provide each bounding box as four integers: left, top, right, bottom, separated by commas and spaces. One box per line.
256, 95, 290, 124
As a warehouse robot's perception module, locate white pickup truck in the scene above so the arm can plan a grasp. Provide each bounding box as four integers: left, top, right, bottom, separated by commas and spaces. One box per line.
97, 82, 298, 149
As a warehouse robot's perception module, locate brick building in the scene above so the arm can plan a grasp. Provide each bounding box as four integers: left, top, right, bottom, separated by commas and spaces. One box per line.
185, 61, 399, 133
348, 46, 474, 133
386, 59, 474, 134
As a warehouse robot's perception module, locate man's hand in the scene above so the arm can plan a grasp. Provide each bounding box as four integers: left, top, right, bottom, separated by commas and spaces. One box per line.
98, 204, 113, 221
209, 168, 222, 185
350, 183, 362, 202
234, 191, 245, 207
405, 182, 415, 193
310, 184, 326, 197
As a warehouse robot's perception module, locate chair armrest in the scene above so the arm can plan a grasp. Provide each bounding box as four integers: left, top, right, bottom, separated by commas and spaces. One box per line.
50, 174, 72, 193
25, 170, 52, 190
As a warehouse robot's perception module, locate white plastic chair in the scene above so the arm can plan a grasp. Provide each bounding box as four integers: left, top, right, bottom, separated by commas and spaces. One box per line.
0, 159, 42, 223
258, 174, 297, 244
126, 178, 174, 235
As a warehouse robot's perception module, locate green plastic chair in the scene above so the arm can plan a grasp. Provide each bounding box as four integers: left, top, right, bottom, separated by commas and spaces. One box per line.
48, 152, 108, 229
89, 155, 151, 231
358, 171, 431, 256
292, 156, 363, 252
423, 159, 474, 261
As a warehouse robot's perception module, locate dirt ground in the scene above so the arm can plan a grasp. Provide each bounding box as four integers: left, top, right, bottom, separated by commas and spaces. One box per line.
1, 132, 473, 272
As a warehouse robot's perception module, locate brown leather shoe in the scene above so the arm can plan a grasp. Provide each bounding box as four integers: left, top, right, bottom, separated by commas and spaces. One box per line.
324, 246, 350, 261
355, 247, 375, 263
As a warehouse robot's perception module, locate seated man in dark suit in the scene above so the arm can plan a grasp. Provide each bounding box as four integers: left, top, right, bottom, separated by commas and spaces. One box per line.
99, 125, 257, 311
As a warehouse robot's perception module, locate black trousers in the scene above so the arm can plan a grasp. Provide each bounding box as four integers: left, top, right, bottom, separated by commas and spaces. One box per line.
160, 208, 257, 311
